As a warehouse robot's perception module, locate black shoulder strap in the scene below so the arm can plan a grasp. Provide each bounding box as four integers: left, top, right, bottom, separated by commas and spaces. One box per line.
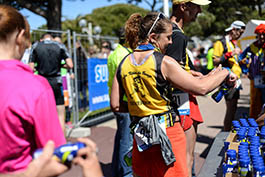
220, 38, 228, 54
172, 23, 183, 34
116, 53, 130, 86
153, 51, 169, 91
153, 51, 164, 82
172, 29, 182, 33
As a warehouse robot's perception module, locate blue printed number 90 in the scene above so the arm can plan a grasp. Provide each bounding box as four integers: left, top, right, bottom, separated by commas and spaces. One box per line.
95, 64, 108, 83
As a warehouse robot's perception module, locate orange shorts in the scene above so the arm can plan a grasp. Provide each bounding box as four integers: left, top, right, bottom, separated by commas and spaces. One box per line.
132, 122, 188, 177
180, 94, 203, 131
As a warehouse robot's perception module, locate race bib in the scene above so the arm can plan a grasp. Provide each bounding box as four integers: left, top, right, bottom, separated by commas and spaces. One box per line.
173, 92, 190, 115
158, 116, 166, 134
134, 123, 152, 152
235, 79, 242, 90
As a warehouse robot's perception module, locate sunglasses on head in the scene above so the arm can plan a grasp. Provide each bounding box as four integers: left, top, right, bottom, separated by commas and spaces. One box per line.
147, 12, 166, 36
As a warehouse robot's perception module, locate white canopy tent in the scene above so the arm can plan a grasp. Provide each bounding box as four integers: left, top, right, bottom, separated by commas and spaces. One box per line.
238, 19, 265, 51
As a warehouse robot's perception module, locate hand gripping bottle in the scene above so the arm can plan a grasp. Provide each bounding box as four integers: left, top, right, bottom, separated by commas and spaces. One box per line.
33, 142, 86, 165
211, 83, 230, 103
241, 52, 251, 75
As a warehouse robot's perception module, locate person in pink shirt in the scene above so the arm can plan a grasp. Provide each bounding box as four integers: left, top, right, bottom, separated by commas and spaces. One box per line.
0, 138, 104, 177
0, 5, 66, 174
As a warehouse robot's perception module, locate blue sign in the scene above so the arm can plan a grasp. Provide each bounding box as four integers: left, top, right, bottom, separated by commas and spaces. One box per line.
88, 58, 109, 111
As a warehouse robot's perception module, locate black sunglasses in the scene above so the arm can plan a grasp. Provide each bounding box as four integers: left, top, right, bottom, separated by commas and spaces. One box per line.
102, 45, 110, 49
147, 12, 166, 36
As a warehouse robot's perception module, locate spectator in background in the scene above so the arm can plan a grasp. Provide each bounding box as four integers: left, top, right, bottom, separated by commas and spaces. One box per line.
206, 46, 214, 74
75, 41, 89, 112
88, 45, 99, 58
213, 20, 245, 131
107, 28, 133, 177
238, 24, 265, 119
54, 36, 73, 123
197, 47, 207, 74
97, 40, 112, 59
0, 5, 66, 174
29, 33, 73, 133
165, 0, 210, 176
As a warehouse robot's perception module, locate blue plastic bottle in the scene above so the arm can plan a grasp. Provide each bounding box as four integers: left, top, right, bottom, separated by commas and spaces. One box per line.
238, 158, 250, 177
33, 142, 86, 165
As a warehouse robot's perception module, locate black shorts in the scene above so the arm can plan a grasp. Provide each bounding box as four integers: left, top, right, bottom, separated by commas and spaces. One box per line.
225, 89, 240, 100
46, 77, 64, 105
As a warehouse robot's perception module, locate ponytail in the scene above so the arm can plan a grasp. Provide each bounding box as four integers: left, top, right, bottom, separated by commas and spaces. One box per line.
125, 13, 142, 50
125, 12, 171, 50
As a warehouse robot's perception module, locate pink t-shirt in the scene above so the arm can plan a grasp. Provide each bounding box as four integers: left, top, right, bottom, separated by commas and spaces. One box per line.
0, 60, 66, 173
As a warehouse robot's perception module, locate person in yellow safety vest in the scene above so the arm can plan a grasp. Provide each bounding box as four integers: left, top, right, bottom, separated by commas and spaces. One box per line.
213, 20, 246, 131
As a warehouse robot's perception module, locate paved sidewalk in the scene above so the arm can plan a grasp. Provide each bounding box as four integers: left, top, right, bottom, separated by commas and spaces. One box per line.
61, 77, 250, 177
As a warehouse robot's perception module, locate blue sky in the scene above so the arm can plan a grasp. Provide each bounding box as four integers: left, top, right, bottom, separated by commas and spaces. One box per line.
20, 0, 153, 29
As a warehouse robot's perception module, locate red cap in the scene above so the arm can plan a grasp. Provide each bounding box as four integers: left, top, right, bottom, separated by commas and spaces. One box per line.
255, 24, 265, 34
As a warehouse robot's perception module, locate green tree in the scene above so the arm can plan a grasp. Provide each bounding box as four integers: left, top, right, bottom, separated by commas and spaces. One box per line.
2, 0, 63, 30
74, 3, 148, 36
207, 0, 265, 36
108, 0, 163, 11
184, 6, 215, 38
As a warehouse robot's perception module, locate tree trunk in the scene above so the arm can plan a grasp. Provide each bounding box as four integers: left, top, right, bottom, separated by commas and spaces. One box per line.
257, 0, 263, 17
46, 0, 62, 30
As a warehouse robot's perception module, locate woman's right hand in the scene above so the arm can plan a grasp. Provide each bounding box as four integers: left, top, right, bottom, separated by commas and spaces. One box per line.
72, 138, 103, 177
226, 72, 237, 88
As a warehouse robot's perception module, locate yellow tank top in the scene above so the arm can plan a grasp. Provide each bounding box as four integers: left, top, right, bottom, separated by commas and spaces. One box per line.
116, 51, 171, 117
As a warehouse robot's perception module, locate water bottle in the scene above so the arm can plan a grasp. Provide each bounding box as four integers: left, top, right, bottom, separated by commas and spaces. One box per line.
238, 158, 250, 177
232, 120, 241, 133
240, 118, 249, 128
33, 142, 86, 165
227, 149, 237, 171
237, 128, 247, 143
212, 83, 230, 103
241, 52, 251, 74
253, 165, 265, 177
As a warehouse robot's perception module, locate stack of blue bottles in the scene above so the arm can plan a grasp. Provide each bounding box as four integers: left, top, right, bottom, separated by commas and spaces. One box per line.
248, 118, 259, 134
223, 149, 237, 175
253, 165, 265, 177
224, 118, 265, 176
240, 118, 250, 128
238, 142, 250, 177
237, 127, 248, 143
249, 135, 265, 177
248, 127, 258, 143
238, 158, 251, 176
232, 120, 241, 133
